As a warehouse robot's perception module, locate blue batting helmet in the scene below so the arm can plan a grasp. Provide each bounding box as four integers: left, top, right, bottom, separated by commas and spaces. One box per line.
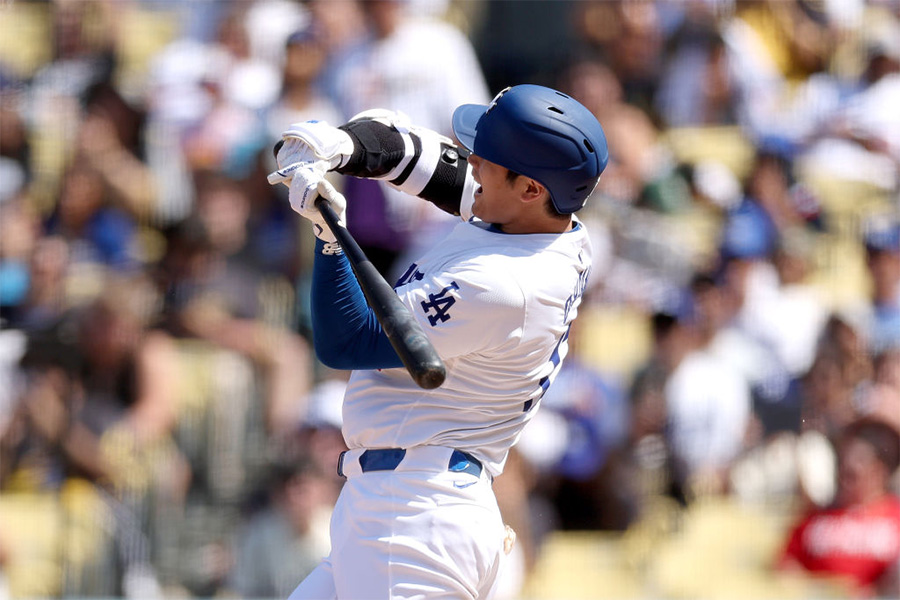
452, 84, 609, 214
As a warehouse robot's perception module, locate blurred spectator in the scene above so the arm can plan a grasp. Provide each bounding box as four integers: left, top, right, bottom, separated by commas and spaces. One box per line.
262, 18, 345, 284
1, 277, 185, 597
859, 216, 900, 356
628, 312, 676, 451
73, 277, 180, 449
144, 3, 279, 224
328, 0, 490, 125
1, 312, 89, 491
654, 5, 737, 128
691, 269, 785, 437
710, 145, 830, 423
143, 37, 221, 223
624, 308, 692, 509
620, 297, 752, 507
800, 315, 874, 440
327, 0, 491, 277
766, 228, 829, 373
243, 0, 311, 68
44, 160, 139, 274
0, 195, 40, 322
663, 299, 753, 498
157, 170, 311, 436
778, 418, 900, 598
574, 0, 668, 118
304, 0, 368, 107
741, 142, 825, 236
7, 235, 71, 332
264, 22, 343, 144
863, 349, 900, 434
179, 5, 272, 181
152, 203, 287, 593
721, 0, 842, 147
228, 455, 334, 599
25, 1, 117, 206
76, 81, 156, 221
0, 85, 31, 205
798, 7, 900, 189
704, 207, 791, 404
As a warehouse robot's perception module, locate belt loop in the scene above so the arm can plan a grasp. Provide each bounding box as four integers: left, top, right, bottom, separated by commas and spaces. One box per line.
359, 448, 406, 472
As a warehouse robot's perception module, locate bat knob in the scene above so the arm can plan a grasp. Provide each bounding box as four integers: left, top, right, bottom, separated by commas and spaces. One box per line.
415, 365, 447, 390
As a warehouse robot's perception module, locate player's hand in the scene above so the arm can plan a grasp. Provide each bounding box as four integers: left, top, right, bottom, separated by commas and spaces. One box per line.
288, 166, 347, 245
267, 120, 354, 186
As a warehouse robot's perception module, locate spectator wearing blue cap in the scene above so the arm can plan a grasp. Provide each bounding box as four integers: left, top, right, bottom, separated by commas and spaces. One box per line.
862, 217, 900, 354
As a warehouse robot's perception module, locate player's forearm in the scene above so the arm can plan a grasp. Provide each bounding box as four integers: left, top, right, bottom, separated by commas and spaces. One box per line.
311, 239, 404, 370
336, 119, 470, 217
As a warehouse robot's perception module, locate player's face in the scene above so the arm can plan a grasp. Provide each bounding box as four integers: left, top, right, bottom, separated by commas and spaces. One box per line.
467, 154, 526, 229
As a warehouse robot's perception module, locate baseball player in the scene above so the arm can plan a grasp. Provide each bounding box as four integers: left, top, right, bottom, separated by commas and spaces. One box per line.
269, 84, 608, 599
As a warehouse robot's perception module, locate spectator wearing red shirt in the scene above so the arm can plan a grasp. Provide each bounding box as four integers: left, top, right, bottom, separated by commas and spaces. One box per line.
779, 418, 900, 597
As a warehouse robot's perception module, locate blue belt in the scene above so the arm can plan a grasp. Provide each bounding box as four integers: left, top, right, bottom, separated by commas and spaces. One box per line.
338, 448, 484, 478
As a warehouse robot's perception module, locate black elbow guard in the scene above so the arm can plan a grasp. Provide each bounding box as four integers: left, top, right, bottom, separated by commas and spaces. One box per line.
335, 118, 468, 217
335, 120, 407, 179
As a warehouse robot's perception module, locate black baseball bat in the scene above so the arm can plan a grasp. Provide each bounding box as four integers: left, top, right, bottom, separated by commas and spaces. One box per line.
273, 140, 446, 389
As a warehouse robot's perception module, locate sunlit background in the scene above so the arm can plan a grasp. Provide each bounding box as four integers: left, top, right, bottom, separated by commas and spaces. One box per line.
0, 1, 898, 599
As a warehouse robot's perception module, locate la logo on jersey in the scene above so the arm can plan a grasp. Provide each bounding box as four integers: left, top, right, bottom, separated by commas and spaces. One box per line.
485, 87, 511, 115
421, 282, 460, 326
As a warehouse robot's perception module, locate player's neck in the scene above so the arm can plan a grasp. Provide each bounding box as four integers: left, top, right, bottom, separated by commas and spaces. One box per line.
497, 215, 574, 235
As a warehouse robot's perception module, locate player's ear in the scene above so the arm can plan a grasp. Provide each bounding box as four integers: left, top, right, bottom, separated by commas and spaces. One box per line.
520, 177, 547, 204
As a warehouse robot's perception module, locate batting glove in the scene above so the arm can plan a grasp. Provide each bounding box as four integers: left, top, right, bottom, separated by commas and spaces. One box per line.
288, 166, 347, 246
267, 120, 354, 186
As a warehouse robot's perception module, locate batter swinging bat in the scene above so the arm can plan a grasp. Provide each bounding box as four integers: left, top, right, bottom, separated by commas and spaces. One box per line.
274, 141, 447, 389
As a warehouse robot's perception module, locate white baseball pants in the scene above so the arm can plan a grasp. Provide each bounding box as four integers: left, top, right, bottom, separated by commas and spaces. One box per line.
287, 446, 507, 599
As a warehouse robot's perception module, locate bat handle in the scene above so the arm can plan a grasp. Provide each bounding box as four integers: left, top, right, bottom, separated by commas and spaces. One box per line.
315, 197, 447, 390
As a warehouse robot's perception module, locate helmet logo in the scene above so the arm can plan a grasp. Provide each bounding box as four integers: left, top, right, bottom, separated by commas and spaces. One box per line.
485, 86, 511, 115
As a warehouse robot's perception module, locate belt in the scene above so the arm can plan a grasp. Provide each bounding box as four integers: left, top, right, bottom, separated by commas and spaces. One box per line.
337, 446, 485, 480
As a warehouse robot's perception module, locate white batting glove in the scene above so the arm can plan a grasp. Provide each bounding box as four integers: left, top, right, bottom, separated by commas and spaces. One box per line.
267, 120, 354, 186
288, 166, 347, 246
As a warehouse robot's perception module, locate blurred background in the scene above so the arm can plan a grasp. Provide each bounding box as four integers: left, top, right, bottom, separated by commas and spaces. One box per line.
0, 0, 899, 598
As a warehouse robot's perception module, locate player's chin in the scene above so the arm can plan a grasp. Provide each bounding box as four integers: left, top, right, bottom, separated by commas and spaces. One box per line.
471, 194, 485, 218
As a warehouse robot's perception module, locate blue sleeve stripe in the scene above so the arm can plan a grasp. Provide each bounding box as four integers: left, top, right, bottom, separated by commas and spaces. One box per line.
310, 239, 404, 370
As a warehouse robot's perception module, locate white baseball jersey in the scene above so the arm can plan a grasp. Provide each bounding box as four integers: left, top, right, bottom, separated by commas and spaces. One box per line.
341, 218, 593, 477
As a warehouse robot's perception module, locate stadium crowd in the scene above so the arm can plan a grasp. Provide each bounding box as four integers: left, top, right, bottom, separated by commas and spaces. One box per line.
0, 1, 898, 598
